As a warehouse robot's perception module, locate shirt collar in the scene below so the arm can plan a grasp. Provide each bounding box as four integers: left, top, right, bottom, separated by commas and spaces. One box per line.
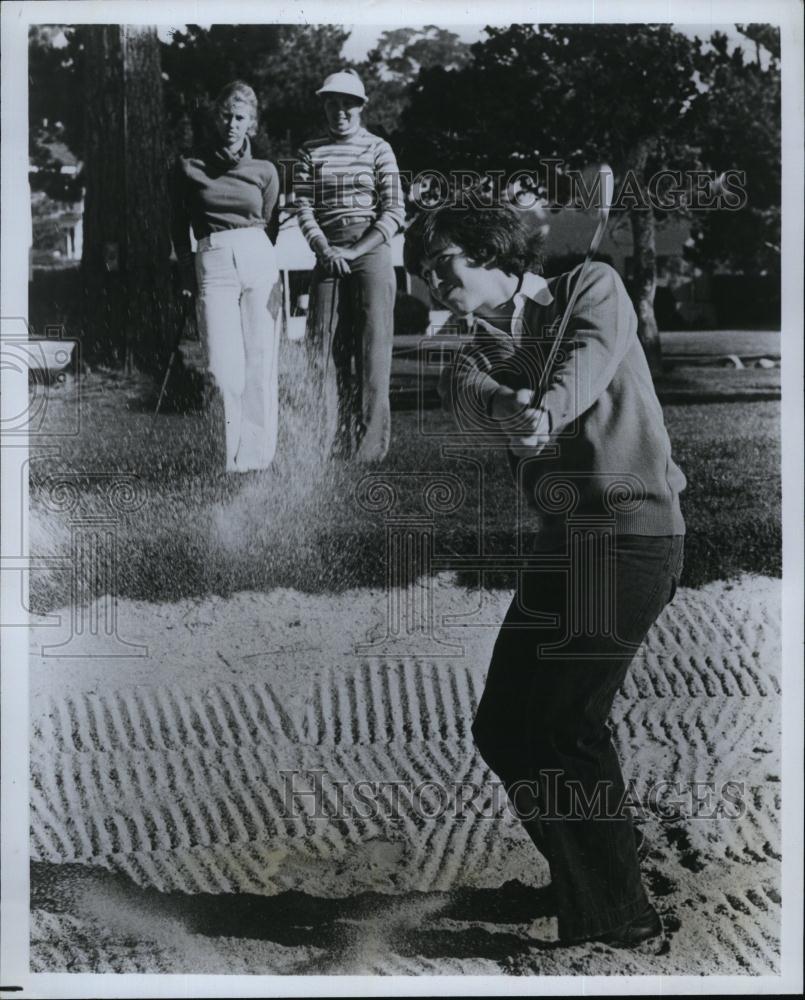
472, 271, 554, 340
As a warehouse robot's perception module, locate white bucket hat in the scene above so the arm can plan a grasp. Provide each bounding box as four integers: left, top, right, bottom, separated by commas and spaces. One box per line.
315, 70, 367, 103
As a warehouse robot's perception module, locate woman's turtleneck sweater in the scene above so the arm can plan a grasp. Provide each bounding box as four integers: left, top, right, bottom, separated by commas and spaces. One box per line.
170, 137, 280, 266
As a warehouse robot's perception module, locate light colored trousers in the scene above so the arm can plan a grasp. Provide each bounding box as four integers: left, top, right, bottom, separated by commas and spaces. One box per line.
195, 227, 281, 472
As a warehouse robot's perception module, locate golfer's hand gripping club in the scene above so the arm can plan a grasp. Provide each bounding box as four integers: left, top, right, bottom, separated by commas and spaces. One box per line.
491, 386, 546, 451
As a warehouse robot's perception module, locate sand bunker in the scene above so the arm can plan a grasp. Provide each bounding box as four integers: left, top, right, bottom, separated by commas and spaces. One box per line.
29, 574, 781, 976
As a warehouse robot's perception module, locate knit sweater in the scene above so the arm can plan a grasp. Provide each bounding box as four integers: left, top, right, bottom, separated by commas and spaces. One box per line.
294, 127, 405, 248
439, 261, 686, 543
170, 138, 280, 265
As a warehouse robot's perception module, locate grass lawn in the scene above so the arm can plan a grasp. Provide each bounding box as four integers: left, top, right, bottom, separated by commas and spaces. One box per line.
28, 354, 781, 613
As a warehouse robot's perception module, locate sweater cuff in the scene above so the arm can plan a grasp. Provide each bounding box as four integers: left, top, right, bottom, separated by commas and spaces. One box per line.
374, 216, 399, 244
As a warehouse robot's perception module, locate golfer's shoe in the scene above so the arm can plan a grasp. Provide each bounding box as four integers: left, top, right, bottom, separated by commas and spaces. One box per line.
587, 902, 663, 949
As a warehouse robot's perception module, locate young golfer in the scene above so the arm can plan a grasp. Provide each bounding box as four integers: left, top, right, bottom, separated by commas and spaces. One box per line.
404, 198, 686, 947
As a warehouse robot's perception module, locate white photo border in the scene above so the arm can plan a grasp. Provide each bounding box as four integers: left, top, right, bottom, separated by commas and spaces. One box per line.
2, 0, 802, 995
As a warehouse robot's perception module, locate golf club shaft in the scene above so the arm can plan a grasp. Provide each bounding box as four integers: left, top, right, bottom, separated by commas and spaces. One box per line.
151, 349, 177, 430
534, 168, 613, 401
535, 253, 593, 399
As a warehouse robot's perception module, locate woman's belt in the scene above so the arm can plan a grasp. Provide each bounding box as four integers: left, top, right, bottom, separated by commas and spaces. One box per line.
196, 226, 268, 250
321, 214, 376, 234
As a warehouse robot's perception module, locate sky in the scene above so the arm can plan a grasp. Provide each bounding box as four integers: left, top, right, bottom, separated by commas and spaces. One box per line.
339, 23, 486, 61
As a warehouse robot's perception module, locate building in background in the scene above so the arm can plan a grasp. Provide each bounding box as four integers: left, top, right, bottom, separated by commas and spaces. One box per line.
29, 138, 83, 269
544, 205, 716, 328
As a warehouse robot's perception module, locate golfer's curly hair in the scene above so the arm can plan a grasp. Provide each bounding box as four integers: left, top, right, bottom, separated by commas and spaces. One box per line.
404, 197, 546, 279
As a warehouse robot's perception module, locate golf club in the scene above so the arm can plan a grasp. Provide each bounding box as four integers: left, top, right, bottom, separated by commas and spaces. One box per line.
533, 163, 615, 400
150, 344, 178, 433
151, 288, 196, 433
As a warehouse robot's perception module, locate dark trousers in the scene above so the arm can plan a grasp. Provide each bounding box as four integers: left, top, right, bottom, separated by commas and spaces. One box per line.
472, 533, 684, 941
306, 220, 396, 462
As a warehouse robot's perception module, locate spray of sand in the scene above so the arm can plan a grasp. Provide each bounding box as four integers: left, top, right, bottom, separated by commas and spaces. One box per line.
210, 345, 346, 564
207, 335, 376, 593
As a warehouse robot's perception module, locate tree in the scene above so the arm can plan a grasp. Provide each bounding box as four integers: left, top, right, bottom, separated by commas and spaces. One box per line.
30, 22, 354, 169
80, 25, 176, 370
30, 23, 356, 370
28, 26, 84, 201
159, 24, 351, 165
735, 22, 780, 63
398, 24, 706, 371
257, 24, 353, 163
160, 23, 283, 159
357, 26, 472, 136
686, 27, 780, 279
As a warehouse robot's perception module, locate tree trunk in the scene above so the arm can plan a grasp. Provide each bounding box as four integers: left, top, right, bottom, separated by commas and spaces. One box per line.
623, 142, 662, 376
629, 207, 663, 374
81, 25, 175, 372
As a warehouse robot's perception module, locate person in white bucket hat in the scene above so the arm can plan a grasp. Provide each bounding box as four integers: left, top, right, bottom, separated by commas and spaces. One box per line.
315, 69, 367, 102
294, 69, 405, 462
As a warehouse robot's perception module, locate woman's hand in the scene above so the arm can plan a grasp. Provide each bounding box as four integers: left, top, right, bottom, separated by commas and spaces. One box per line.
317, 244, 352, 276
328, 248, 352, 275
178, 253, 196, 298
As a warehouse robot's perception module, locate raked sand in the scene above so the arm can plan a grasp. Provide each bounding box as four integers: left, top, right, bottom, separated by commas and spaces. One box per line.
29, 574, 781, 976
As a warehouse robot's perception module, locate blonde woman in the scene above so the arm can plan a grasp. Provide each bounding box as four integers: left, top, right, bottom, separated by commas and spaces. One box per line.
170, 80, 281, 473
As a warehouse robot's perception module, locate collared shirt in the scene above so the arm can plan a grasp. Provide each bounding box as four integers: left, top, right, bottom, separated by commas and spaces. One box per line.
439, 260, 687, 540
438, 270, 556, 444
470, 271, 555, 345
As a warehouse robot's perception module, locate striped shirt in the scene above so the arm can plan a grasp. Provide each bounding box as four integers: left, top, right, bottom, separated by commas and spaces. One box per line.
294, 127, 405, 248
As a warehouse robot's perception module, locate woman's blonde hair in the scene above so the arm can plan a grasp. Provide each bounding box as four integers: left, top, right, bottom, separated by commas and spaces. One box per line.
214, 80, 259, 136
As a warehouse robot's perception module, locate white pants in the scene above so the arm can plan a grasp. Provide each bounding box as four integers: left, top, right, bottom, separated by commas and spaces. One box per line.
195, 227, 281, 472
